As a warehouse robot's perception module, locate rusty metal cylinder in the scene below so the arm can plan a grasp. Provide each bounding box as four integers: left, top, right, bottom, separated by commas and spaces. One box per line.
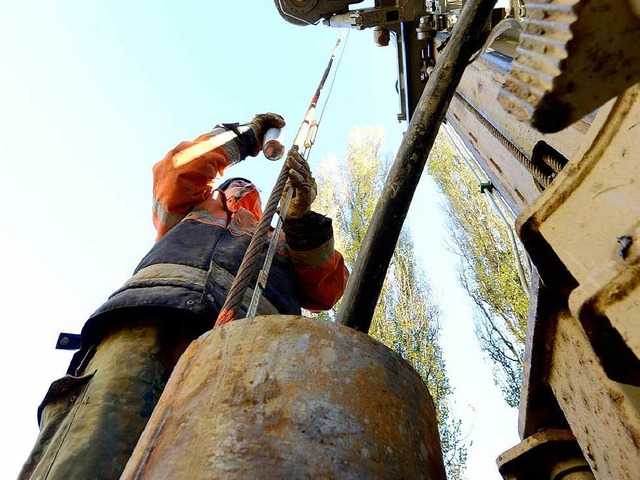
121, 315, 446, 480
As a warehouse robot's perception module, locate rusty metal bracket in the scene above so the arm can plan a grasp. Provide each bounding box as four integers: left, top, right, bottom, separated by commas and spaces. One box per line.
497, 429, 594, 480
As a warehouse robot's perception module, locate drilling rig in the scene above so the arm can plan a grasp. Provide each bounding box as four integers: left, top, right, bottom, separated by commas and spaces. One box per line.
273, 1, 640, 479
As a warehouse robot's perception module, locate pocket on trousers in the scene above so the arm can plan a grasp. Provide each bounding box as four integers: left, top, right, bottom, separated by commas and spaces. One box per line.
37, 371, 95, 426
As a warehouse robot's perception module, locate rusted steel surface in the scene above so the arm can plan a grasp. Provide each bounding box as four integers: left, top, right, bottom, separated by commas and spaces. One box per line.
503, 84, 640, 479
548, 313, 640, 479
121, 315, 445, 480
518, 86, 640, 384
515, 273, 567, 439
500, 309, 640, 479
519, 86, 640, 287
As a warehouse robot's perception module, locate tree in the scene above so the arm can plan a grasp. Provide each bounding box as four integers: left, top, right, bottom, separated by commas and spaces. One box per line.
315, 126, 467, 478
426, 129, 529, 407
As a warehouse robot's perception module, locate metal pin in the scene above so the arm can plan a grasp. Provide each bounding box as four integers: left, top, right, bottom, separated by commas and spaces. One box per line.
616, 235, 633, 259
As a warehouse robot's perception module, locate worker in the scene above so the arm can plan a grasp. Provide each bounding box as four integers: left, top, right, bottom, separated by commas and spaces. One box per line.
20, 113, 349, 480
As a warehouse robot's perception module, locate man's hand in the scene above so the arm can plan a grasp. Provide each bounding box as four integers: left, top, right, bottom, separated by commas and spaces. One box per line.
281, 147, 317, 219
247, 113, 286, 156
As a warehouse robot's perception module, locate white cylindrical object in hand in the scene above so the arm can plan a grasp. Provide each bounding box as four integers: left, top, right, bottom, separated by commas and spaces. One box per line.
262, 127, 285, 161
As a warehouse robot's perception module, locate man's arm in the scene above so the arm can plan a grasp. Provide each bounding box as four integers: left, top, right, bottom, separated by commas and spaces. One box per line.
152, 113, 285, 241
284, 213, 349, 311
281, 148, 349, 310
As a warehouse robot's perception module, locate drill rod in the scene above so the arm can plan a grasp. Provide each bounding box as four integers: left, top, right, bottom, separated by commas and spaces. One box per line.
336, 0, 498, 332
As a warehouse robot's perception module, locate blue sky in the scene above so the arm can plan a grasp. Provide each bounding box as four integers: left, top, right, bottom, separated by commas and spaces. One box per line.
0, 1, 518, 477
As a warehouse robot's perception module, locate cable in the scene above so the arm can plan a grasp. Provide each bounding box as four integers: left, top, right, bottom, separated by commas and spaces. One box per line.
317, 30, 350, 132
215, 32, 347, 326
442, 122, 531, 296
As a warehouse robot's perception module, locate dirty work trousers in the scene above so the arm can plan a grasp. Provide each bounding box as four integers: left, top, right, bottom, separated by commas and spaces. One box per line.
19, 318, 205, 480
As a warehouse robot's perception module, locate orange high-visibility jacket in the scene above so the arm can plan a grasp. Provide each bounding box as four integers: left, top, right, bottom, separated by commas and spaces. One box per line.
83, 123, 349, 347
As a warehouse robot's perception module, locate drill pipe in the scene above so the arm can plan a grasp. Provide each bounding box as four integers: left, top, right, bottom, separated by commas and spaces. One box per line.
336, 0, 498, 332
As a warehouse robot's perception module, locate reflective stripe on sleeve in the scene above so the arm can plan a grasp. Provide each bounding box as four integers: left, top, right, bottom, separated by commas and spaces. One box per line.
288, 238, 335, 269
153, 196, 188, 229
173, 129, 238, 167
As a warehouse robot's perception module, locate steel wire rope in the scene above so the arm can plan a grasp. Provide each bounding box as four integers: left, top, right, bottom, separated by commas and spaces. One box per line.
242, 29, 351, 318
305, 29, 351, 162
215, 32, 347, 327
241, 29, 351, 318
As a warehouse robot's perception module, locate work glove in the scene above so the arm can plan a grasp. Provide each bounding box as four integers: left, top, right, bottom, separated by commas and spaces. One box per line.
281, 147, 317, 219
247, 112, 286, 156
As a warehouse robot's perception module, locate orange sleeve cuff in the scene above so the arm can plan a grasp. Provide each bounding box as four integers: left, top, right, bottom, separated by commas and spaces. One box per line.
296, 251, 349, 311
